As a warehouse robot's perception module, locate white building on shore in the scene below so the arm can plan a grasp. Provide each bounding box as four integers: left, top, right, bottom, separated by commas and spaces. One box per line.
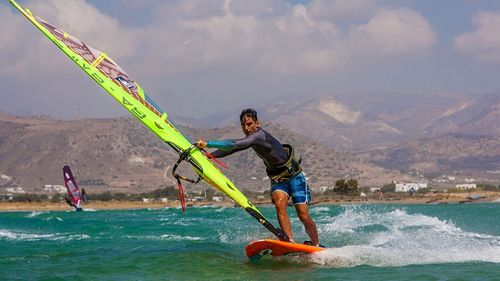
43, 184, 66, 193
395, 183, 427, 193
5, 187, 26, 194
456, 183, 477, 190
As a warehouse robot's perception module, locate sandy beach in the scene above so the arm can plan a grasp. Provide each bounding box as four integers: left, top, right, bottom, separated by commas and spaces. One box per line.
1, 191, 498, 212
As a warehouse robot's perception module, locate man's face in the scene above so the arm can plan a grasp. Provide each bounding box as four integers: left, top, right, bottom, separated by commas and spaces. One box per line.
241, 116, 259, 136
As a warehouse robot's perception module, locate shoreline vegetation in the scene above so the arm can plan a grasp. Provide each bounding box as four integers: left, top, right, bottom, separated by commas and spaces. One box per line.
1, 192, 499, 212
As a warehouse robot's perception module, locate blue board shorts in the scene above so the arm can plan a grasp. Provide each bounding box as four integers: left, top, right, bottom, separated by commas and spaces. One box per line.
270, 172, 311, 205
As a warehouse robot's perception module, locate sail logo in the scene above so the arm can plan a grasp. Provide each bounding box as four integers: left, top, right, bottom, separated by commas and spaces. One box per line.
259, 249, 272, 256
116, 76, 135, 90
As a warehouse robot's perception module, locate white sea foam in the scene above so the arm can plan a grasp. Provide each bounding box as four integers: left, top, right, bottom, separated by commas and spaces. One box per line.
215, 206, 228, 212
310, 205, 500, 267
125, 234, 204, 241
0, 229, 56, 241
196, 205, 218, 209
160, 220, 190, 226
69, 234, 90, 240
0, 229, 89, 241
44, 216, 64, 222
216, 226, 257, 244
158, 234, 204, 241
309, 206, 330, 215
25, 211, 47, 218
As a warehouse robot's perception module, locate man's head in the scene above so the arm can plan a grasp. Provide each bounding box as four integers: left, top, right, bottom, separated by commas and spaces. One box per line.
239, 108, 260, 136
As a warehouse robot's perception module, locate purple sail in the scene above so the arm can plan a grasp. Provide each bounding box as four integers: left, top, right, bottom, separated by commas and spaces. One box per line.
63, 165, 81, 210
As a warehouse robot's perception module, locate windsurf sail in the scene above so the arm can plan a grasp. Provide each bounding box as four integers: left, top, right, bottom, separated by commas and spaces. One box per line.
63, 165, 82, 211
10, 0, 289, 241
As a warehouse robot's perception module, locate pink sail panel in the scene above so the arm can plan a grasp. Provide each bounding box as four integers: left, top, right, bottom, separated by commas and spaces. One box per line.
63, 165, 81, 208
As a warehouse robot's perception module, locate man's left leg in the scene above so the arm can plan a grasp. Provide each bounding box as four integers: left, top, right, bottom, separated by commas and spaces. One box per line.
289, 173, 320, 246
295, 204, 320, 246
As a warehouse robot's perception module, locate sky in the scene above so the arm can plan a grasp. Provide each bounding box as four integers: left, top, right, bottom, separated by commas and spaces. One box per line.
1, 0, 500, 119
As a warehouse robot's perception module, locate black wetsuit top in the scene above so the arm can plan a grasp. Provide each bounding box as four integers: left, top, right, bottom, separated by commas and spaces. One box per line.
206, 128, 288, 169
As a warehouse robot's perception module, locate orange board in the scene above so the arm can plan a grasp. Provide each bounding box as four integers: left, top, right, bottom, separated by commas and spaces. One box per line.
245, 239, 326, 259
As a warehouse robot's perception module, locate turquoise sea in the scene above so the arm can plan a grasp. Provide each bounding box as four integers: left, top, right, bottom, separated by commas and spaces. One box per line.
1, 203, 499, 280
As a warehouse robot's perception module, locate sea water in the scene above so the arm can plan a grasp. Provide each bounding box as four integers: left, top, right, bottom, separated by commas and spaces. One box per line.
1, 203, 499, 280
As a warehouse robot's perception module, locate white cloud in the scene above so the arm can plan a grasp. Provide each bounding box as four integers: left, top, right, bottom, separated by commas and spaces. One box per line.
308, 0, 377, 21
257, 6, 436, 73
256, 4, 342, 73
183, 14, 261, 63
228, 0, 280, 16
3, 1, 435, 78
454, 11, 500, 63
156, 4, 434, 74
0, 0, 133, 117
1, 0, 440, 118
129, 2, 343, 75
348, 8, 436, 56
153, 0, 226, 21
30, 0, 139, 58
1, 0, 139, 76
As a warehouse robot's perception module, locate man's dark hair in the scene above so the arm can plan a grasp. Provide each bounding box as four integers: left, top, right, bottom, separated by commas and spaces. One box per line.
240, 108, 258, 122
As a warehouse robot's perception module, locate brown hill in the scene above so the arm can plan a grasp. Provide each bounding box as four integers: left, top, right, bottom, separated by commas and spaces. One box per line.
358, 134, 500, 181
422, 93, 500, 136
203, 93, 499, 151
0, 114, 409, 195
206, 96, 405, 150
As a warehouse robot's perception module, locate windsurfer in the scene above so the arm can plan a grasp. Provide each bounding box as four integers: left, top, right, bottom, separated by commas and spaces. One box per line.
81, 188, 88, 203
196, 108, 322, 247
64, 196, 81, 211
64, 196, 73, 207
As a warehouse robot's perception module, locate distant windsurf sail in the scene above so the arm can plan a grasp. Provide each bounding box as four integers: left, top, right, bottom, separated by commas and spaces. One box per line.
11, 0, 288, 240
63, 165, 81, 210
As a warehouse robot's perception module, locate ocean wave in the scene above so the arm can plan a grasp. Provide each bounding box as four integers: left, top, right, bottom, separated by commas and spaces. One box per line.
25, 211, 48, 218
0, 229, 90, 241
42, 216, 64, 222
124, 234, 205, 241
310, 205, 500, 267
309, 206, 330, 215
310, 240, 500, 267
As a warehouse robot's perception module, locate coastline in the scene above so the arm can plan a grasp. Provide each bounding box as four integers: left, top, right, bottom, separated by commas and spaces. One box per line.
1, 192, 498, 212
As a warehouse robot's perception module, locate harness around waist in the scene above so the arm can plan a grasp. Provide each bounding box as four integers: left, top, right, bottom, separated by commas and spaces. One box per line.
266, 144, 302, 181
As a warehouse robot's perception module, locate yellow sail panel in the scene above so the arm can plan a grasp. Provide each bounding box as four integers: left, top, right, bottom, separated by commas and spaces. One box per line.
10, 0, 289, 241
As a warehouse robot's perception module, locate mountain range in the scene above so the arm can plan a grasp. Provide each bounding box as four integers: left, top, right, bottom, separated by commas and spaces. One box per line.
0, 92, 498, 195
183, 92, 498, 149
0, 113, 412, 195
165, 91, 500, 183
422, 93, 500, 137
